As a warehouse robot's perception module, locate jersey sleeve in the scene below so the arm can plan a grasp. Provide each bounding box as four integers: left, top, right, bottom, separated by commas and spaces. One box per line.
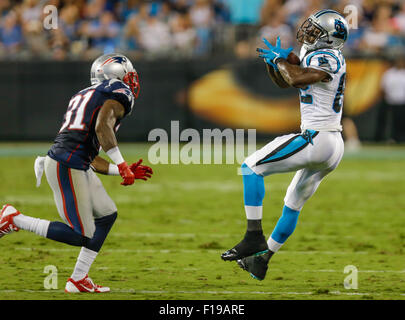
303, 50, 342, 75
97, 79, 135, 115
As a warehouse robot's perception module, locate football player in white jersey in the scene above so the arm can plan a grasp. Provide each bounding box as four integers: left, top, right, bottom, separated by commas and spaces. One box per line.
221, 10, 349, 281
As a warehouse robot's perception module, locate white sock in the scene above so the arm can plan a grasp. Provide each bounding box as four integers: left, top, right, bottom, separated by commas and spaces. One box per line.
13, 214, 50, 238
244, 206, 263, 220
71, 247, 98, 281
267, 236, 283, 253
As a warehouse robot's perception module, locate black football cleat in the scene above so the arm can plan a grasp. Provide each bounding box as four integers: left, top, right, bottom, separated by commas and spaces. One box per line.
221, 231, 269, 261
237, 251, 272, 281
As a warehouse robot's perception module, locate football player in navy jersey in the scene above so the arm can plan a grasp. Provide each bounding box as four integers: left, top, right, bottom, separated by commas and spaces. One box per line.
0, 54, 153, 293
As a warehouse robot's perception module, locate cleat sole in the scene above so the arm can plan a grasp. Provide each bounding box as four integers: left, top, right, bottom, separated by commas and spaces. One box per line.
250, 273, 264, 281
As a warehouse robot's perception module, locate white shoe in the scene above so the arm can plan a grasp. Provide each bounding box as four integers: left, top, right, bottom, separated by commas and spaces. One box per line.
65, 274, 110, 293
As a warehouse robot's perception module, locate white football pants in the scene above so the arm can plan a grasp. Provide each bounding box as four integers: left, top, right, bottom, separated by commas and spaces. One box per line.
244, 130, 344, 211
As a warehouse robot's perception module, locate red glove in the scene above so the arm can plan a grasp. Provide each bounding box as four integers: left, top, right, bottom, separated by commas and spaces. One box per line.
129, 159, 153, 181
117, 162, 135, 186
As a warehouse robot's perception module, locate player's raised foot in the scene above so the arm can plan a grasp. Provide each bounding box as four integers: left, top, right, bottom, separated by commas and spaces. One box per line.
237, 250, 274, 281
65, 274, 110, 293
221, 231, 269, 261
0, 205, 20, 238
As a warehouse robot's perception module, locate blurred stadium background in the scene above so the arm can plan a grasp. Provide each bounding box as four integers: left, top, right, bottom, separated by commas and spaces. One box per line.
0, 0, 404, 143
1, 0, 405, 301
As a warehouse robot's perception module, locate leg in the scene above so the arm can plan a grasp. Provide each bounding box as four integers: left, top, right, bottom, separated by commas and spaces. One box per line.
237, 131, 344, 280
1, 157, 111, 293
237, 168, 331, 281
9, 157, 94, 246
69, 169, 118, 286
221, 163, 268, 261
221, 132, 317, 262
267, 168, 331, 253
44, 156, 96, 242
87, 169, 118, 252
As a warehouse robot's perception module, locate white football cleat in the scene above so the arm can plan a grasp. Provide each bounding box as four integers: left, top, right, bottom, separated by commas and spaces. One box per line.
0, 204, 20, 238
65, 274, 110, 293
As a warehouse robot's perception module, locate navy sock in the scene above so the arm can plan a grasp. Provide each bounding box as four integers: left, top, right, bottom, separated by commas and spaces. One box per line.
46, 221, 89, 247
46, 212, 117, 252
85, 212, 117, 252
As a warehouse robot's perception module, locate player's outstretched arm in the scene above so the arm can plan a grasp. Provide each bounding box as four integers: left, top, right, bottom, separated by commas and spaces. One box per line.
90, 155, 153, 180
276, 60, 331, 88
265, 63, 290, 88
95, 99, 153, 184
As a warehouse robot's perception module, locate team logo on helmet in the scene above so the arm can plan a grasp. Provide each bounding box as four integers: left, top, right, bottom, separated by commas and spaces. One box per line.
101, 56, 127, 67
333, 19, 347, 41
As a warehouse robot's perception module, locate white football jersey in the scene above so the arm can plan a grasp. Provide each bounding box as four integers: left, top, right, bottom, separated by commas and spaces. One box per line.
298, 46, 346, 132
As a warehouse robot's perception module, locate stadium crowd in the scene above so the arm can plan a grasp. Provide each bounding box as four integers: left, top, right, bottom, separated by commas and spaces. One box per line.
0, 0, 405, 60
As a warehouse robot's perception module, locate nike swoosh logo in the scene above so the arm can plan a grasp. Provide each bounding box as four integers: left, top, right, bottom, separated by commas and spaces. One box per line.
79, 283, 95, 292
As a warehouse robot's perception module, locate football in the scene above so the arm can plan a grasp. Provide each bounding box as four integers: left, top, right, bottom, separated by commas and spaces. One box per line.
287, 52, 301, 65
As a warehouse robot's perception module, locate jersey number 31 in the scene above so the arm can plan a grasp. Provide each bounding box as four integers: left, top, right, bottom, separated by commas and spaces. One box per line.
59, 90, 95, 132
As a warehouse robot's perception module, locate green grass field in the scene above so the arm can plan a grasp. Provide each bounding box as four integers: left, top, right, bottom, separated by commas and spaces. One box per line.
0, 142, 405, 300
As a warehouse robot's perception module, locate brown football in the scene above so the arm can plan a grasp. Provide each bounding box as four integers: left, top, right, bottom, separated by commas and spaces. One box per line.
287, 52, 300, 65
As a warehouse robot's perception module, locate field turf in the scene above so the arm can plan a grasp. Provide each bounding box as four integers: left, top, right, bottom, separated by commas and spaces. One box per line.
0, 142, 405, 300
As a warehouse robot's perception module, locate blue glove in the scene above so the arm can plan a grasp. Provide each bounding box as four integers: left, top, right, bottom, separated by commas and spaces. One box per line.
257, 37, 293, 68
273, 36, 293, 61
257, 38, 279, 69
258, 51, 279, 69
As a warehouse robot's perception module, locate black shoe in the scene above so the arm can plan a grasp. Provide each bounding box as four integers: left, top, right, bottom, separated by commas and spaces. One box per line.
221, 231, 269, 261
237, 251, 272, 281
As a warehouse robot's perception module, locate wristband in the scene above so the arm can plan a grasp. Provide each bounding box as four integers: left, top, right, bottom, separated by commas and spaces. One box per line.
108, 164, 120, 176
265, 58, 278, 70
106, 146, 125, 165
273, 57, 285, 65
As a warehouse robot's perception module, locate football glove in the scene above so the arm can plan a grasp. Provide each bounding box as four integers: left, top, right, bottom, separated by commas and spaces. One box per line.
129, 159, 153, 181
118, 162, 135, 186
257, 37, 293, 66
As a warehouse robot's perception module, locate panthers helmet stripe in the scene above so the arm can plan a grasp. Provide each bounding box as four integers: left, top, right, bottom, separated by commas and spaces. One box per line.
314, 9, 345, 19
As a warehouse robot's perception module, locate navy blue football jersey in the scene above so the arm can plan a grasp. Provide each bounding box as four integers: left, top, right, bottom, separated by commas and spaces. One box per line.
48, 79, 134, 170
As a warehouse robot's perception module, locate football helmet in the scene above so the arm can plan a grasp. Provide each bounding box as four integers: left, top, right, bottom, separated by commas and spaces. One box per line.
90, 53, 140, 98
297, 9, 349, 51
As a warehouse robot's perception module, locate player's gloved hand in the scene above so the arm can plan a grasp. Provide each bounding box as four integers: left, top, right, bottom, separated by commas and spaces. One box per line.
129, 159, 153, 181
257, 38, 279, 69
117, 162, 135, 186
257, 37, 293, 66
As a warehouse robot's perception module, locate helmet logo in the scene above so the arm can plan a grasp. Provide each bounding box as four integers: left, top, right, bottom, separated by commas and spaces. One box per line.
333, 19, 347, 41
101, 56, 127, 67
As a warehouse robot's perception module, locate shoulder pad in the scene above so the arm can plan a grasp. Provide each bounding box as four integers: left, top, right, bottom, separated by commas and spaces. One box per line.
303, 49, 343, 74
97, 80, 134, 115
